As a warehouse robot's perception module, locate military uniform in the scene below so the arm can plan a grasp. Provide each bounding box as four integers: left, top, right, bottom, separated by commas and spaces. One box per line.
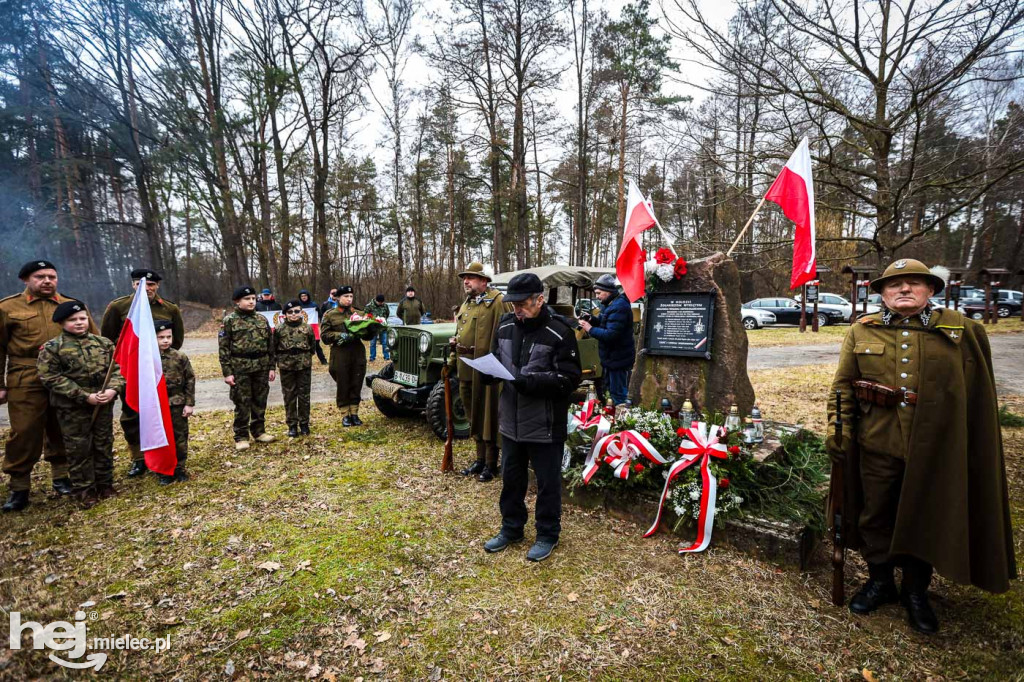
218, 306, 275, 442
101, 274, 184, 468
274, 317, 316, 433
397, 294, 425, 325
828, 259, 1015, 634
161, 347, 195, 466
320, 304, 367, 423
36, 330, 125, 496
1, 288, 97, 493
448, 266, 504, 476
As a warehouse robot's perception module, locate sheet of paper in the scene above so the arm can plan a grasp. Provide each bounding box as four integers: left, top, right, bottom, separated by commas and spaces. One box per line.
460, 353, 515, 381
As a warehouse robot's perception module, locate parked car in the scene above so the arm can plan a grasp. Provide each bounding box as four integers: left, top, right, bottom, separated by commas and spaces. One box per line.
745, 297, 844, 327
740, 305, 776, 330
961, 298, 1023, 320
793, 292, 880, 322
367, 265, 606, 441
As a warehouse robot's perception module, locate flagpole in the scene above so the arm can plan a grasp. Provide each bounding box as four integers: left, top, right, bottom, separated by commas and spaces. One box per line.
726, 194, 768, 257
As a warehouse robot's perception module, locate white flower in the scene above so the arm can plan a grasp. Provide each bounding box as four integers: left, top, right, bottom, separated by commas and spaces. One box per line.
644, 259, 659, 275
656, 263, 675, 282
733, 496, 744, 505
662, 470, 670, 480
689, 490, 701, 501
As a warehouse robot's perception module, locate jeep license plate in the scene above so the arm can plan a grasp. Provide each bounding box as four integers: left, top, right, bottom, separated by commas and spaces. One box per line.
394, 371, 418, 386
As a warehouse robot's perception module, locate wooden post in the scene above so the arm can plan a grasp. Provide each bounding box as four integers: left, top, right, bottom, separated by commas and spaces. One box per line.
799, 285, 807, 333
985, 279, 993, 324
812, 284, 820, 332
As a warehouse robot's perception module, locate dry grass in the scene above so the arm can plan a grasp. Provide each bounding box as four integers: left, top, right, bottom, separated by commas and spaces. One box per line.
748, 318, 1024, 348
1, 387, 1022, 678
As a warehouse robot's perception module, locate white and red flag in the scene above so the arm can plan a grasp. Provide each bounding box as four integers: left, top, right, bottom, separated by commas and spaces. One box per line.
616, 180, 659, 302
765, 137, 817, 289
114, 278, 177, 475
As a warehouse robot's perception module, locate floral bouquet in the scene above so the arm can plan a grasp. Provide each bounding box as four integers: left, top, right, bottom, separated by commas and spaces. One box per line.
563, 407, 676, 490
645, 247, 688, 287
344, 313, 388, 340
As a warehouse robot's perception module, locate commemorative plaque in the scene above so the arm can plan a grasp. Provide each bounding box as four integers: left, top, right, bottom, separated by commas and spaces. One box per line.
804, 283, 819, 302
642, 292, 716, 359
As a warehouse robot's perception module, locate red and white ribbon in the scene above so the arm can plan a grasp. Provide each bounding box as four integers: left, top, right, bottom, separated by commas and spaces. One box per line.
644, 422, 729, 553
584, 430, 667, 484
569, 400, 611, 479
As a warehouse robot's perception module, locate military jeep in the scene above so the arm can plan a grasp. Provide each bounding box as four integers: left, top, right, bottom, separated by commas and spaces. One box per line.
366, 265, 610, 440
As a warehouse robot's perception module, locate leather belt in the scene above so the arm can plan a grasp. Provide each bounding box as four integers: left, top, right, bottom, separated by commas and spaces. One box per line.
231, 351, 265, 359
853, 380, 917, 407
456, 344, 475, 355
277, 348, 310, 355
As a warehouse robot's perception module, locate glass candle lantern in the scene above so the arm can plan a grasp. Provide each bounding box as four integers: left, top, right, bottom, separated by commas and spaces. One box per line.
742, 417, 757, 444
751, 405, 764, 442
679, 399, 694, 428
724, 404, 742, 433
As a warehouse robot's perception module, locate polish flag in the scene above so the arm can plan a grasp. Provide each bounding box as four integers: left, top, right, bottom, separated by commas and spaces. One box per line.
765, 137, 817, 289
616, 180, 658, 302
114, 278, 177, 475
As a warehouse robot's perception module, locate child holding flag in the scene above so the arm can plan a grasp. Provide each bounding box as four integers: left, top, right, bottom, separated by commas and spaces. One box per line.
274, 300, 316, 437
155, 319, 195, 484
36, 301, 125, 508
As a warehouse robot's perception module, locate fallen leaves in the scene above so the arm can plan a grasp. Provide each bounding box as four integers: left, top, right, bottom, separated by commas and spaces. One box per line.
258, 561, 282, 573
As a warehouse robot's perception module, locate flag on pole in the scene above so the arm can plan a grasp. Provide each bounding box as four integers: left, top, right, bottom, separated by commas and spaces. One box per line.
113, 278, 177, 476
616, 180, 659, 302
765, 137, 817, 289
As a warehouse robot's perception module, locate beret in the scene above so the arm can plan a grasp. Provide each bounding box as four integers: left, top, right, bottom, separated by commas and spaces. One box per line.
335, 285, 353, 295
283, 299, 303, 312
154, 319, 174, 333
19, 260, 57, 279
233, 286, 256, 300
131, 268, 162, 282
52, 300, 86, 323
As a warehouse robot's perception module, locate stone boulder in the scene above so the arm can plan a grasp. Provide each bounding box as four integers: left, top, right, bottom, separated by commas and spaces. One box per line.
628, 252, 756, 415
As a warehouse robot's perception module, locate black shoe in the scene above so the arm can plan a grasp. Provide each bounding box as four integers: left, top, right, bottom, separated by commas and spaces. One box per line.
157, 474, 175, 486
350, 415, 363, 426
2, 490, 29, 512
300, 425, 310, 436
342, 415, 353, 427
477, 466, 496, 482
52, 478, 73, 495
849, 579, 900, 615
484, 532, 524, 553
288, 426, 299, 438
901, 591, 939, 635
461, 461, 485, 477
527, 539, 558, 562
97, 485, 119, 500
127, 460, 148, 477
174, 467, 190, 482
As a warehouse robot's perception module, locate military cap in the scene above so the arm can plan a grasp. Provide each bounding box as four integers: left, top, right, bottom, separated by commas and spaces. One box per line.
154, 319, 174, 333
18, 260, 57, 279
283, 299, 303, 312
336, 285, 353, 295
593, 273, 619, 293
131, 268, 162, 282
457, 262, 494, 282
375, 294, 385, 302
52, 300, 86, 323
870, 258, 945, 295
503, 272, 545, 303
233, 285, 256, 300
406, 286, 416, 293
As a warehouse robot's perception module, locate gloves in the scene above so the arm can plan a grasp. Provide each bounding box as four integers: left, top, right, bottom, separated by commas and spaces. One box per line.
511, 376, 531, 394
335, 332, 353, 345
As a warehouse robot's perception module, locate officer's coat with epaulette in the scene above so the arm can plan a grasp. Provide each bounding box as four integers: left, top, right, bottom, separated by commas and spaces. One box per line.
101, 294, 184, 349
450, 288, 505, 442
828, 306, 1016, 593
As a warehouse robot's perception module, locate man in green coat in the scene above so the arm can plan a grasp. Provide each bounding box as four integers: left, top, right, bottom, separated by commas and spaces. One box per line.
828, 258, 1016, 635
101, 268, 184, 477
219, 286, 277, 450
396, 286, 424, 325
320, 285, 367, 427
447, 262, 504, 481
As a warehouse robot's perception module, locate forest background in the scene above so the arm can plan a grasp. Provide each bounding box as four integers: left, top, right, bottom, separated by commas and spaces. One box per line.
2, 0, 1023, 314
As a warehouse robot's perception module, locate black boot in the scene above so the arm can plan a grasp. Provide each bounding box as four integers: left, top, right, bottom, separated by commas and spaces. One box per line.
287, 426, 299, 438
901, 558, 938, 634
2, 490, 29, 512
477, 465, 496, 482
174, 467, 190, 482
342, 415, 353, 427
127, 460, 148, 477
52, 478, 73, 495
350, 414, 363, 426
157, 474, 175, 486
849, 562, 899, 614
461, 461, 485, 477
300, 425, 310, 436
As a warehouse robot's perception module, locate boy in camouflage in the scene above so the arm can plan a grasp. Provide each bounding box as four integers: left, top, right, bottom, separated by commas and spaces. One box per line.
155, 319, 195, 484
36, 300, 125, 508
275, 300, 316, 437
219, 286, 277, 450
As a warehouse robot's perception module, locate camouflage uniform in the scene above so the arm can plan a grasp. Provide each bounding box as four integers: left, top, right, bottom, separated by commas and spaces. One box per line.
218, 309, 275, 441
274, 320, 316, 429
101, 293, 184, 462
36, 332, 125, 493
0, 290, 97, 491
161, 348, 195, 463
320, 306, 366, 417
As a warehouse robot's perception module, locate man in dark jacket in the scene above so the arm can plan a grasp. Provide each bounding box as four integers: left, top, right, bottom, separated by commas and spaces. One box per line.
297, 289, 327, 365
397, 286, 425, 325
579, 274, 634, 405
482, 273, 582, 562
256, 288, 282, 312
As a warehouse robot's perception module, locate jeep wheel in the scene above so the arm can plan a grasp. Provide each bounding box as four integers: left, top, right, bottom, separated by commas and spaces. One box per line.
425, 378, 471, 441
970, 311, 985, 320
742, 317, 758, 330
371, 363, 418, 418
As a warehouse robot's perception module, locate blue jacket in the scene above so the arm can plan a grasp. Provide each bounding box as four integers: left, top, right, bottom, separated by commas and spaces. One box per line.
588, 293, 635, 371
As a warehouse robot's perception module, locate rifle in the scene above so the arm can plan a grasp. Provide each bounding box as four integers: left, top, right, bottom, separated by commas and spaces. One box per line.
829, 389, 846, 606
440, 365, 455, 473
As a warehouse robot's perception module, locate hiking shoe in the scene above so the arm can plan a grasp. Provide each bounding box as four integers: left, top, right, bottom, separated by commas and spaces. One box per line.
255, 433, 277, 443
235, 440, 250, 451
849, 579, 900, 615
526, 539, 558, 562
484, 532, 524, 553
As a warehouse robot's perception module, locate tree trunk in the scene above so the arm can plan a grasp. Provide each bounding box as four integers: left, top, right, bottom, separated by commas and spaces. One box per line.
615, 81, 630, 249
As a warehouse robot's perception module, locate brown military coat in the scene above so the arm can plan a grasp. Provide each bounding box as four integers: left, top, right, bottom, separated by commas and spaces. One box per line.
449, 288, 504, 441
0, 290, 98, 391
828, 307, 1016, 593
102, 293, 184, 349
